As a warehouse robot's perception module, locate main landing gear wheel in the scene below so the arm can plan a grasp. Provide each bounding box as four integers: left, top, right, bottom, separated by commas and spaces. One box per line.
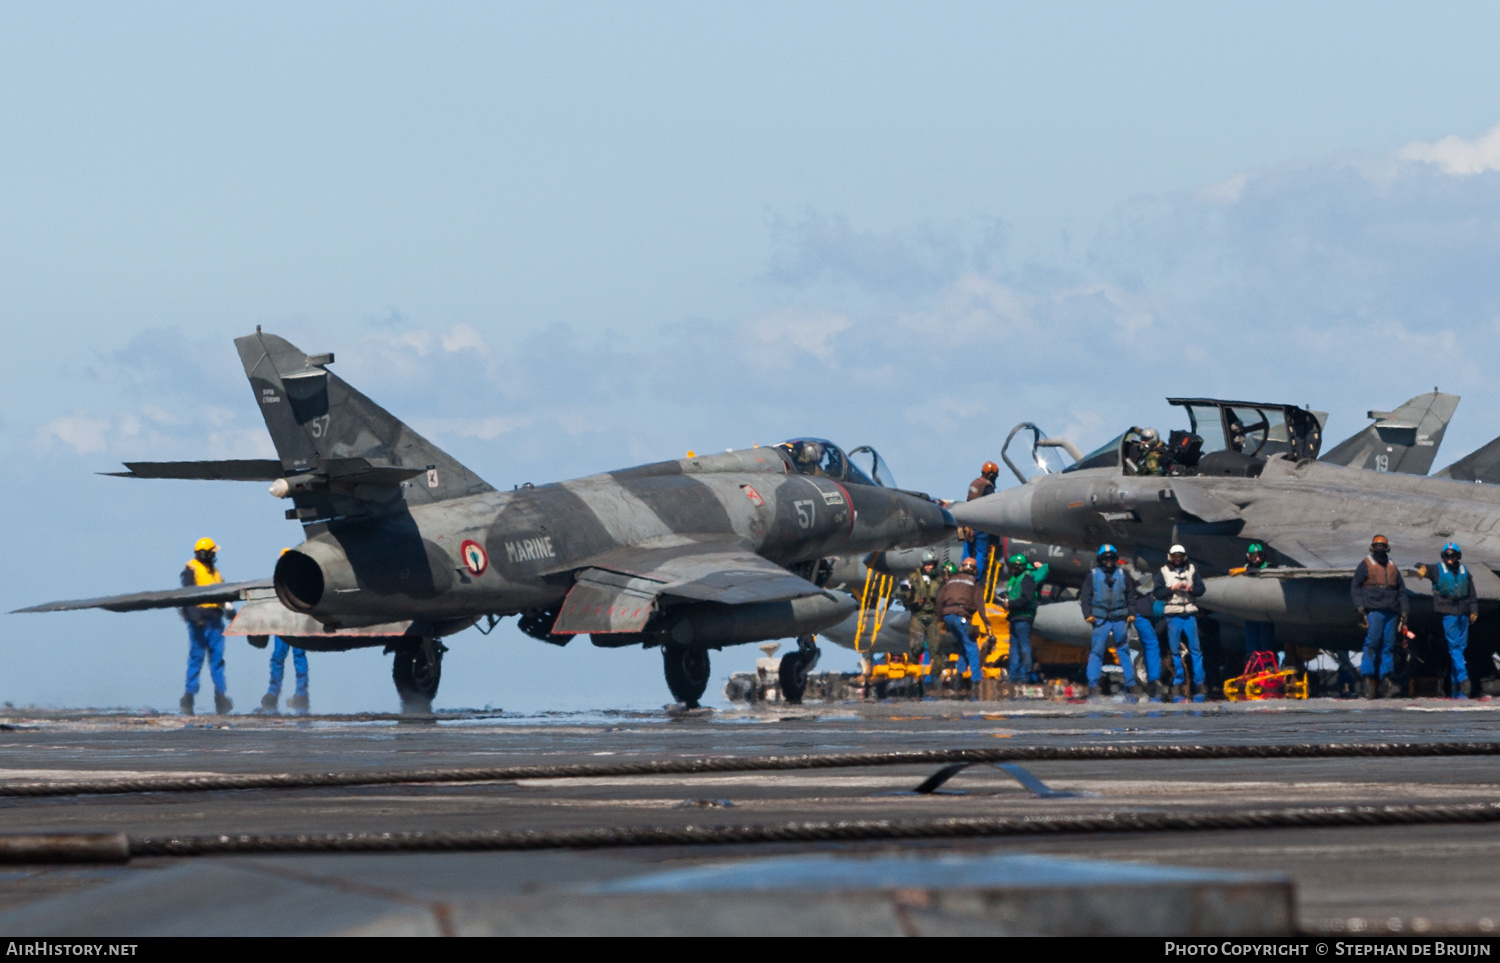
779, 636, 822, 705
662, 644, 711, 709
393, 638, 445, 714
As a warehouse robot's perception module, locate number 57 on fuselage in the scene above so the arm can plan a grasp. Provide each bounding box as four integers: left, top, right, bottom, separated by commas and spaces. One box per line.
16, 331, 954, 710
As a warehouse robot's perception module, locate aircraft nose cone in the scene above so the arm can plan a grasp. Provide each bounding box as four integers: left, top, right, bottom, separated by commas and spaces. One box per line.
949, 485, 1036, 540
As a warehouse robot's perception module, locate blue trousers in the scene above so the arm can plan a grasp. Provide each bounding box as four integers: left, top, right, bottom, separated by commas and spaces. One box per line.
1443, 614, 1470, 686
1135, 616, 1162, 683
1362, 609, 1400, 678
1167, 615, 1204, 685
944, 615, 982, 683
268, 637, 309, 697
964, 532, 992, 584
1008, 619, 1033, 683
185, 618, 227, 696
1088, 619, 1129, 687
1243, 620, 1276, 668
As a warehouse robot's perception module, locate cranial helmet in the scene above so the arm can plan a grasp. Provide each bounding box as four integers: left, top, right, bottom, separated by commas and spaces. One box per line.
981, 461, 1000, 477
960, 557, 978, 573
1443, 542, 1462, 558
943, 562, 959, 575
194, 537, 218, 553
1008, 553, 1028, 568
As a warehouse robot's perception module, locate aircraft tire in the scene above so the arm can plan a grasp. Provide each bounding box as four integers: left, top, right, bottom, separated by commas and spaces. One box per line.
393, 638, 443, 714
779, 635, 821, 705
663, 644, 710, 708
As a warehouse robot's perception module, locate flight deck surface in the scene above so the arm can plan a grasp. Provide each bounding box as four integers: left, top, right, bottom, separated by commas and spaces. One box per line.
0, 698, 1495, 935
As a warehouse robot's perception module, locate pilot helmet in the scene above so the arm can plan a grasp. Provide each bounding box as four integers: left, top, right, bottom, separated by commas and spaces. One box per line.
1140, 427, 1160, 445
799, 441, 824, 464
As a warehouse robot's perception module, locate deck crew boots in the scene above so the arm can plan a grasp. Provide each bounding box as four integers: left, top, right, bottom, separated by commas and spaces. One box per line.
1361, 676, 1378, 700
179, 694, 194, 716
1378, 677, 1399, 699
286, 694, 310, 713
1191, 684, 1207, 704
1460, 679, 1473, 699
1147, 680, 1163, 702
214, 692, 233, 715
1088, 685, 1102, 698
259, 693, 278, 714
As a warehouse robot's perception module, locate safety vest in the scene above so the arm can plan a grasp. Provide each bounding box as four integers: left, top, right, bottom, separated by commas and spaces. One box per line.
1160, 563, 1198, 615
1437, 562, 1471, 600
1361, 556, 1399, 588
186, 558, 224, 611
1089, 567, 1129, 620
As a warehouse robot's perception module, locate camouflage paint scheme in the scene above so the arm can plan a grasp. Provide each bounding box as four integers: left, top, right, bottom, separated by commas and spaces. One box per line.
18, 332, 954, 709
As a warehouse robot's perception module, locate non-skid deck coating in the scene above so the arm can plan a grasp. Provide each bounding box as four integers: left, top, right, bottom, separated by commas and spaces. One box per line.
0, 697, 1495, 935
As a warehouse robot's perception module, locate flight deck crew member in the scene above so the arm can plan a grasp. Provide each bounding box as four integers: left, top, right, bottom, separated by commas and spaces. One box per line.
999, 554, 1047, 684
1079, 544, 1136, 697
180, 537, 232, 716
964, 462, 1000, 583
936, 557, 984, 695
1155, 545, 1208, 702
261, 636, 310, 714
902, 553, 944, 661
1353, 534, 1409, 700
1128, 565, 1165, 701
1416, 542, 1478, 699
1235, 543, 1276, 668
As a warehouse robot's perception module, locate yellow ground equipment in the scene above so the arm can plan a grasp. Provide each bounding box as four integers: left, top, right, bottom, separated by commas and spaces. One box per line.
1223, 651, 1309, 701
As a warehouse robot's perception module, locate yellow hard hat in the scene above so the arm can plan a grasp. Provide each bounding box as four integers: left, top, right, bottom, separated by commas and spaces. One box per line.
194, 537, 218, 553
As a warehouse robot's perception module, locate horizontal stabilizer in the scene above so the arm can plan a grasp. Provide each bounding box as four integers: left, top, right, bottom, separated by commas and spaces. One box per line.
104, 460, 284, 481
13, 579, 272, 614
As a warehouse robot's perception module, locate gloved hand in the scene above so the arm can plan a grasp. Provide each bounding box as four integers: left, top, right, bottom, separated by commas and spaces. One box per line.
1126, 615, 1136, 625
1357, 609, 1368, 630
1472, 613, 1480, 625
1416, 564, 1430, 579
1085, 616, 1097, 625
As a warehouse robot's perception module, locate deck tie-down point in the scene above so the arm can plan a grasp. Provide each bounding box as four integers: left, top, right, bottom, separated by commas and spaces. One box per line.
910, 761, 1083, 798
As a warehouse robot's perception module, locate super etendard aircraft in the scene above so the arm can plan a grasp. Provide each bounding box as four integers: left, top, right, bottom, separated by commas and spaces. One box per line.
17, 331, 954, 710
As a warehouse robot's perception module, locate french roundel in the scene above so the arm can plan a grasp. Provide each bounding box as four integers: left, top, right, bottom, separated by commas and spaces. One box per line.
460, 539, 488, 576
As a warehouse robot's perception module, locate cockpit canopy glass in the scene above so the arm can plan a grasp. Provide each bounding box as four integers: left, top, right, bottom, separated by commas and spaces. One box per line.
779, 438, 855, 483
847, 446, 897, 488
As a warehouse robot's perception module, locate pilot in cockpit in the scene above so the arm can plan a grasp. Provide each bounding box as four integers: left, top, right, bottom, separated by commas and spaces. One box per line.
1135, 427, 1169, 476
780, 440, 827, 476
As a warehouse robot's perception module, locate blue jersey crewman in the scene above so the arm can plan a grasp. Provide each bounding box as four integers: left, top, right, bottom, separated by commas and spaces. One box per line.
1417, 542, 1478, 699
1079, 544, 1137, 697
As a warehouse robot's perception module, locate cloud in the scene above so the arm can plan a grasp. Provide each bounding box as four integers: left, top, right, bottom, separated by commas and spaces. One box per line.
440, 324, 489, 355
1398, 122, 1500, 175
38, 415, 111, 454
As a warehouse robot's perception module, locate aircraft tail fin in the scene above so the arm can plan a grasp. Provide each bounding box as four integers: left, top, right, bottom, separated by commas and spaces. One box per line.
1319, 390, 1459, 475
235, 330, 493, 522
1435, 434, 1500, 483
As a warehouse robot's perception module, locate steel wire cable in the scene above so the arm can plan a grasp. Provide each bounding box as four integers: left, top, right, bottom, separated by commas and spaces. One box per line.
4, 741, 1500, 799
126, 801, 1500, 857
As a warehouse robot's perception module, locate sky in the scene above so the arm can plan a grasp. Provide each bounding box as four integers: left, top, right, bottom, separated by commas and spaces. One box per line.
5, 2, 1500, 714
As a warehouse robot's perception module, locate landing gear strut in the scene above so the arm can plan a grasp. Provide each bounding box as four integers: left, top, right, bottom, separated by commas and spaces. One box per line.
393, 637, 445, 714
662, 644, 711, 708
779, 635, 822, 704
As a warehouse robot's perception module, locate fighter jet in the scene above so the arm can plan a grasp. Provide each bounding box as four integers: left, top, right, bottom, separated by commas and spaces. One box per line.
822, 393, 1460, 655
16, 331, 953, 711
950, 396, 1500, 678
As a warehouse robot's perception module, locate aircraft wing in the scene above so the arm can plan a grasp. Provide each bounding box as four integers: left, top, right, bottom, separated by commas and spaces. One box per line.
551, 539, 827, 634
12, 579, 273, 614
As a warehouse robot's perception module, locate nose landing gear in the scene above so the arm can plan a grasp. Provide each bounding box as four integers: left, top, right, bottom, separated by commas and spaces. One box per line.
778, 635, 822, 704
